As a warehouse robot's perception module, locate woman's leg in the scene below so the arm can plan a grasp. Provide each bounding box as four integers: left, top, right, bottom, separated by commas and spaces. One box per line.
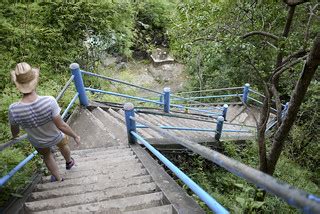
36, 147, 62, 181
56, 137, 71, 163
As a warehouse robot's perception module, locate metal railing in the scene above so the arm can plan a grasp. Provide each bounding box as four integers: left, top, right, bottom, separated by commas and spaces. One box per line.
124, 103, 229, 213
2, 62, 315, 212
123, 102, 320, 213
77, 65, 225, 117
0, 75, 78, 187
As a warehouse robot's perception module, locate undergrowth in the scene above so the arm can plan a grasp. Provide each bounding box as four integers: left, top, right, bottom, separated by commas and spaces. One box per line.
164, 140, 320, 213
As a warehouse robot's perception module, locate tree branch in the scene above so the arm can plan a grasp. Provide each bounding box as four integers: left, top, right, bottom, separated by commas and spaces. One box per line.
304, 4, 319, 43
274, 5, 296, 70
270, 84, 283, 128
283, 0, 309, 6
267, 33, 320, 175
257, 84, 271, 173
242, 31, 279, 40
272, 55, 308, 81
280, 49, 308, 67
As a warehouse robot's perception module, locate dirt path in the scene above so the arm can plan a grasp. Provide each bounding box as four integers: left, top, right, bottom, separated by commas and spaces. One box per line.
100, 58, 188, 95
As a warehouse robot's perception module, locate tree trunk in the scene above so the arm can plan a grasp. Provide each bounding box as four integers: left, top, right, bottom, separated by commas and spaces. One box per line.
267, 34, 320, 175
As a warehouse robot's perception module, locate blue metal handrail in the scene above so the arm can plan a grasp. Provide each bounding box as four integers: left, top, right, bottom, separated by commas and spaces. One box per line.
81, 70, 162, 95
80, 67, 225, 116
170, 94, 223, 111
85, 87, 163, 105
131, 131, 229, 214
136, 124, 252, 134
171, 103, 222, 117
124, 105, 320, 213
249, 88, 286, 108
136, 124, 217, 132
61, 93, 79, 119
171, 93, 243, 102
0, 151, 38, 186
175, 86, 244, 95
85, 87, 223, 117
56, 75, 75, 101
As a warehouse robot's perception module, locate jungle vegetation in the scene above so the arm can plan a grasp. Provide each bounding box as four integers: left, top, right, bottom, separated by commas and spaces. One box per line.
0, 0, 319, 213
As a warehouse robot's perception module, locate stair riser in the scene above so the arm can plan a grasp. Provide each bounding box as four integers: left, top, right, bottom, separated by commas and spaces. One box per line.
60, 157, 141, 171
31, 175, 153, 200
41, 168, 149, 187
29, 192, 165, 214
26, 183, 158, 212
124, 205, 173, 214
36, 173, 151, 192
53, 156, 139, 175
55, 150, 134, 164
69, 145, 128, 155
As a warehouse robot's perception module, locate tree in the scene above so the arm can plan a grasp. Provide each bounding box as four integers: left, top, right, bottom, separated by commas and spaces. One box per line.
252, 0, 320, 177
169, 0, 320, 187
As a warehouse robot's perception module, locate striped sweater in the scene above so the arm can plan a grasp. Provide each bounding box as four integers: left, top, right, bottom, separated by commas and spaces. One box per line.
9, 96, 64, 148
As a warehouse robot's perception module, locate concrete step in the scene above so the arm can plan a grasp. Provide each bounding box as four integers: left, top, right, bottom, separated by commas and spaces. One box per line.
55, 149, 134, 164
41, 162, 146, 183
67, 108, 118, 149
124, 205, 173, 214
31, 175, 153, 200
25, 183, 158, 212
151, 114, 212, 141
55, 154, 139, 172
148, 114, 186, 138
65, 145, 129, 156
92, 107, 128, 144
133, 114, 154, 139
31, 192, 165, 213
108, 108, 126, 125
135, 113, 164, 139
54, 159, 144, 177
35, 172, 151, 192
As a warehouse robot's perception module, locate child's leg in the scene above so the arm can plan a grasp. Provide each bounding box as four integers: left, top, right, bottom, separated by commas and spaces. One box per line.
36, 147, 62, 181
56, 137, 71, 163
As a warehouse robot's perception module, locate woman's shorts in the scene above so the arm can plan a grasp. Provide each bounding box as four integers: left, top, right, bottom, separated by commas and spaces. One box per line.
56, 136, 69, 149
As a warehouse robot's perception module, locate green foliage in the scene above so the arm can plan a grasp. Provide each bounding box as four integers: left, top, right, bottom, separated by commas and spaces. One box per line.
132, 0, 174, 57
0, 0, 136, 207
285, 81, 320, 184
0, 142, 41, 207
167, 140, 319, 213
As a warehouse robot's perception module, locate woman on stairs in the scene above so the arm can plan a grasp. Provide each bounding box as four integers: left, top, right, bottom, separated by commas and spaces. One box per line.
8, 62, 81, 182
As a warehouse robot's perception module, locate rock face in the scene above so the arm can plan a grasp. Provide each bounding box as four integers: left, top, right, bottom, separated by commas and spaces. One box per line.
150, 48, 175, 66
147, 63, 186, 92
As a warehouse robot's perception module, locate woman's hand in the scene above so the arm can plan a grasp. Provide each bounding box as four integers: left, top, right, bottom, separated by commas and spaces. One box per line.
74, 135, 81, 146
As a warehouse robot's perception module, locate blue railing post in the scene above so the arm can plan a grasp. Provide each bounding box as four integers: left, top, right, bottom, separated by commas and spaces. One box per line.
242, 83, 250, 104
70, 63, 89, 106
163, 87, 170, 113
222, 104, 228, 121
281, 102, 289, 120
215, 116, 224, 141
124, 102, 137, 144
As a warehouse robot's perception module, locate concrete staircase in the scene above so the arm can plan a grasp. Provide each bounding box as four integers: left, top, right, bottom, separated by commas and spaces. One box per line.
24, 102, 270, 213
24, 107, 204, 213
92, 103, 260, 143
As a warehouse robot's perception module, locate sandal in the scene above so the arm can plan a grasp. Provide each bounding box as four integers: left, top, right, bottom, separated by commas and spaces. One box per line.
66, 157, 75, 170
50, 175, 64, 182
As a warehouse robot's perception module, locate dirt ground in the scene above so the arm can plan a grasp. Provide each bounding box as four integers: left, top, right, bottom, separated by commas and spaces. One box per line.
100, 57, 188, 95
